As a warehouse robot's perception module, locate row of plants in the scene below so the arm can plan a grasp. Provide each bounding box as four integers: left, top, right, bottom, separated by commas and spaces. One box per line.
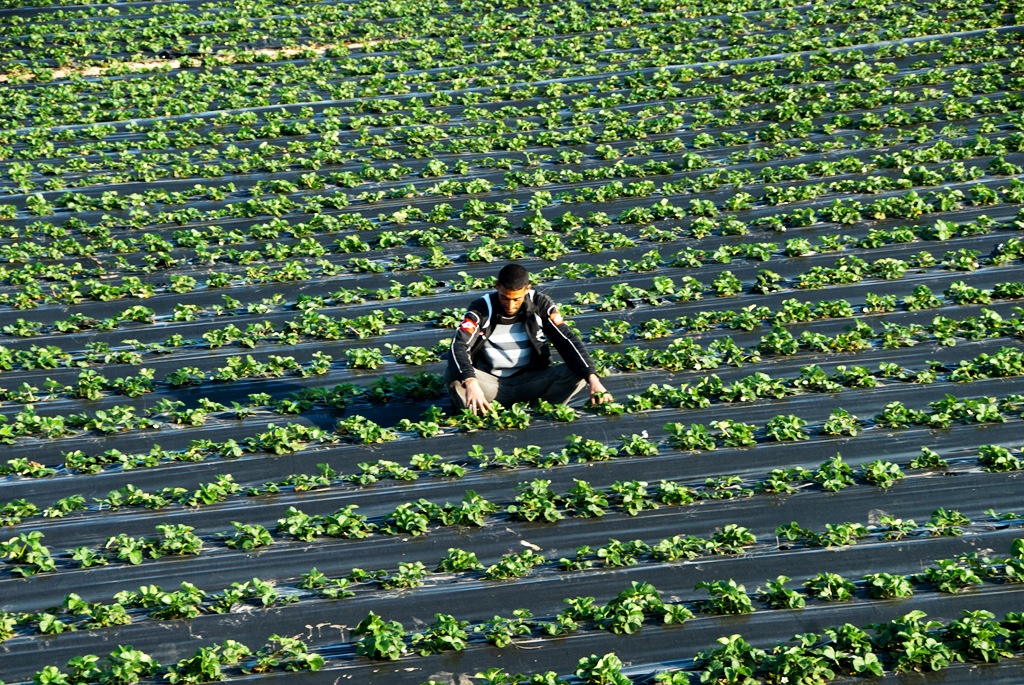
6, 143, 1022, 269
0, 420, 962, 522
1, 3, 1012, 125
0, 260, 1020, 377
460, 607, 1024, 685
0, 340, 1018, 451
2, 27, 1016, 148
5, 23, 1015, 150
2, 196, 1022, 313
2, 332, 1020, 448
359, 540, 1024, 663
1, 391, 1016, 538
3, 221, 1021, 347
3, 433, 1017, 576
13, 601, 1024, 685
6, 528, 1024, 662
0, 230, 1016, 314
5, 101, 1022, 218
0, 283, 1019, 410
0, 473, 243, 524
596, 313, 1023, 372
9, 634, 323, 685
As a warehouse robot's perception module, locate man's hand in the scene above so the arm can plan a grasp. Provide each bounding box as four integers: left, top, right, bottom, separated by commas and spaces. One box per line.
462, 377, 491, 414
587, 373, 612, 405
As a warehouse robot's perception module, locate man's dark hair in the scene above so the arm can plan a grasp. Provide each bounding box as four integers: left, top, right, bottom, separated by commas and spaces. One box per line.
496, 263, 530, 290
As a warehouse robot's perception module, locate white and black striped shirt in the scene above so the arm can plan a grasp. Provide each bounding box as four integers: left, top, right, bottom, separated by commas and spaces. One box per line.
482, 315, 532, 376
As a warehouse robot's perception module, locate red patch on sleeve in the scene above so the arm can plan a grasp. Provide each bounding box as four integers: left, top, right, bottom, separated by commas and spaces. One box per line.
549, 310, 565, 326
459, 317, 478, 334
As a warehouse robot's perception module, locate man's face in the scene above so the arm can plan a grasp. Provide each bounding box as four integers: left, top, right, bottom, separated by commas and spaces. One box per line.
496, 284, 530, 316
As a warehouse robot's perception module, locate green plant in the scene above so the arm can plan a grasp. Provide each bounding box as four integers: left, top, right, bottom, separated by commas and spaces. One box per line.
877, 514, 918, 540
861, 460, 904, 488
944, 609, 1013, 662
353, 612, 407, 660
609, 481, 657, 516
1, 531, 56, 575
478, 609, 534, 647
166, 640, 252, 683
507, 479, 563, 522
758, 576, 805, 609
575, 652, 631, 685
927, 508, 971, 536
909, 446, 948, 469
978, 444, 1022, 472
813, 454, 855, 491
697, 579, 754, 614
821, 408, 861, 436
223, 522, 273, 551
618, 432, 660, 456
915, 558, 983, 593
863, 572, 914, 599
484, 550, 545, 580
561, 479, 608, 518
381, 561, 429, 590
246, 634, 324, 673
694, 633, 766, 684
764, 414, 809, 441
665, 422, 715, 450
803, 572, 856, 601
412, 613, 470, 656
711, 419, 758, 447
596, 538, 651, 567
436, 548, 484, 573
381, 500, 437, 536
870, 610, 954, 672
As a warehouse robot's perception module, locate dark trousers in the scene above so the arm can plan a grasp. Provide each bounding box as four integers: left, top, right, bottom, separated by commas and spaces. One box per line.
445, 364, 586, 410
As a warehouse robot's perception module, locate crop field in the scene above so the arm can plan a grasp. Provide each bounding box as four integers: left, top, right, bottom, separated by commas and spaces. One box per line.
2, 0, 1024, 683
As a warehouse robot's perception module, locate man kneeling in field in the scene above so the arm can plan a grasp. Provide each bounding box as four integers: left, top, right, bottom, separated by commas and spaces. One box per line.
445, 263, 612, 413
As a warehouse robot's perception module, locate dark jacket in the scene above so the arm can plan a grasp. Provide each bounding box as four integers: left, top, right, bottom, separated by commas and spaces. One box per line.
448, 289, 597, 383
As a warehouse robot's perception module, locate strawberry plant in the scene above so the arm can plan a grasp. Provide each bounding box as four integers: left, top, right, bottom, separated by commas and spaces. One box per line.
411, 613, 470, 656
803, 572, 857, 602
693, 634, 766, 685
665, 422, 715, 451
246, 635, 324, 673
575, 653, 631, 685
764, 414, 809, 442
813, 454, 856, 492
916, 558, 984, 593
870, 610, 955, 673
507, 480, 563, 523
380, 562, 428, 590
223, 523, 273, 551
863, 572, 915, 599
697, 579, 754, 615
1, 531, 56, 575
978, 444, 1022, 472
381, 501, 436, 536
595, 539, 651, 568
478, 609, 534, 648
166, 640, 251, 684
436, 548, 484, 573
944, 610, 1013, 663
860, 460, 904, 488
758, 576, 805, 610
927, 508, 972, 536
99, 646, 158, 685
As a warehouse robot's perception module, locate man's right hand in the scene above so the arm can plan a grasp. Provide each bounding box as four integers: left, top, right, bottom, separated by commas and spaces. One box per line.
463, 377, 491, 414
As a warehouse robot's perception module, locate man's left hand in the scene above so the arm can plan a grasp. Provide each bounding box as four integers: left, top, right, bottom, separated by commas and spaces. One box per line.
587, 374, 612, 404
